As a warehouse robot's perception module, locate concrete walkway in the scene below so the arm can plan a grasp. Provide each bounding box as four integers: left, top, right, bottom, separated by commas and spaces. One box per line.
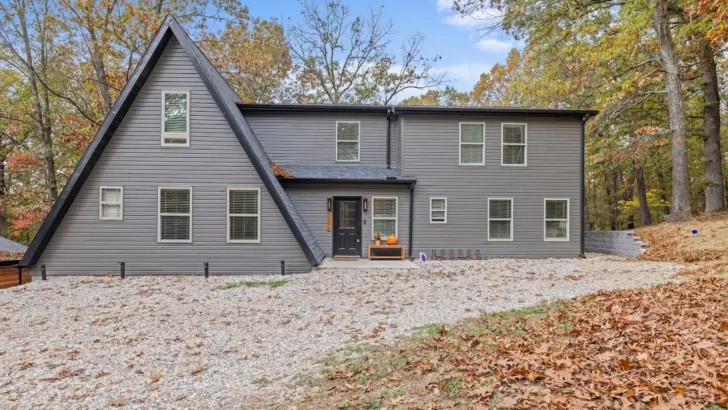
315, 257, 420, 270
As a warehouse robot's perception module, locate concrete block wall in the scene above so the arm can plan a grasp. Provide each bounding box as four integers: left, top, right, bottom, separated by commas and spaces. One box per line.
584, 231, 649, 258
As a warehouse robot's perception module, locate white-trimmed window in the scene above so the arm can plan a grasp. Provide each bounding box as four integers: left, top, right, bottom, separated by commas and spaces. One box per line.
502, 123, 527, 166
162, 91, 190, 146
459, 122, 485, 165
544, 198, 569, 241
488, 198, 513, 241
158, 187, 192, 242
372, 197, 397, 239
430, 197, 447, 224
336, 121, 360, 162
99, 187, 123, 220
228, 188, 261, 243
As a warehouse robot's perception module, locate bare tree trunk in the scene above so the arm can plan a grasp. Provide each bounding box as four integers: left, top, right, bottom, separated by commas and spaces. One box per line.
654, 0, 691, 221
88, 23, 114, 114
18, 1, 57, 202
699, 43, 725, 213
0, 156, 7, 238
635, 161, 653, 226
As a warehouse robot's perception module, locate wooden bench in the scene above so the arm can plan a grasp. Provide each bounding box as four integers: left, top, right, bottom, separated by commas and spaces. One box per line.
368, 244, 405, 260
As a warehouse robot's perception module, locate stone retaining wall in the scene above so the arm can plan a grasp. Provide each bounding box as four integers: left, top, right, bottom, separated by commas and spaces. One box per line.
585, 231, 649, 258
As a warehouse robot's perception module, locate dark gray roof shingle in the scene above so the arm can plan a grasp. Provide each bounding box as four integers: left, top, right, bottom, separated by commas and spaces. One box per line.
281, 165, 416, 182
0, 236, 27, 252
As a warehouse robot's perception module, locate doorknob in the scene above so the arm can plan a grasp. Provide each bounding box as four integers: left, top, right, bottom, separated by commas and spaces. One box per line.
357, 239, 360, 242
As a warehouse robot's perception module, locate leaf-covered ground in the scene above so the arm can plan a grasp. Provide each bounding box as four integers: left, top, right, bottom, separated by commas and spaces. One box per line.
285, 277, 728, 409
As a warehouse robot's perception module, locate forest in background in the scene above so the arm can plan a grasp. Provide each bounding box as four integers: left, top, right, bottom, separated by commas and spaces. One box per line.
0, 0, 726, 244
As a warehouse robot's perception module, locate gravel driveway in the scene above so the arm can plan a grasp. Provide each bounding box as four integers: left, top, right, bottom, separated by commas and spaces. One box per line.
0, 255, 684, 409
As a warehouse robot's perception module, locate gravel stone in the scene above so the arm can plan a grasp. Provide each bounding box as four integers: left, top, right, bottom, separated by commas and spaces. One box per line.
0, 254, 684, 409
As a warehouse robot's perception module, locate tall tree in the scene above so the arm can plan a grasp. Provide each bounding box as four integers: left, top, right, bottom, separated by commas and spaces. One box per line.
0, 0, 59, 202
286, 0, 445, 104
653, 0, 691, 221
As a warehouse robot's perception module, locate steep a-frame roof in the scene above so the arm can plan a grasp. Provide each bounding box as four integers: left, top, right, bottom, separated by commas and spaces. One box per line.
19, 15, 324, 268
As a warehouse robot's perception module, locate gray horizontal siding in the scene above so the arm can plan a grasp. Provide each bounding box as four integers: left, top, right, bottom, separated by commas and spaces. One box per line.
402, 115, 582, 258
285, 184, 411, 257
244, 112, 389, 167
31, 38, 310, 276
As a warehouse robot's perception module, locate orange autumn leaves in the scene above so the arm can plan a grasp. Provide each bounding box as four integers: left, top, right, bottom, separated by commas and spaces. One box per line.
315, 278, 728, 409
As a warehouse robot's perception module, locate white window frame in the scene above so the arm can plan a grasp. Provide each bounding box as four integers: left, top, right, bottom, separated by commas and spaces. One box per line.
501, 123, 527, 167
227, 187, 262, 244
161, 91, 190, 147
335, 120, 361, 162
99, 186, 123, 221
544, 198, 570, 242
157, 186, 193, 243
429, 197, 447, 224
459, 122, 486, 166
371, 196, 398, 239
487, 198, 514, 242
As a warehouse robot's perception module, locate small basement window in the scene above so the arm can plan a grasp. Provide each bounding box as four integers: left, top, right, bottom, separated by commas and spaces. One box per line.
336, 121, 360, 161
228, 188, 261, 243
162, 91, 190, 146
99, 187, 123, 220
372, 197, 398, 239
488, 198, 513, 241
502, 123, 527, 166
430, 197, 447, 223
158, 187, 192, 242
459, 122, 485, 165
544, 198, 569, 241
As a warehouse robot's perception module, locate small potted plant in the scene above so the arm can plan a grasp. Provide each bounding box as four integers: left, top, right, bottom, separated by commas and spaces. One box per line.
373, 232, 382, 246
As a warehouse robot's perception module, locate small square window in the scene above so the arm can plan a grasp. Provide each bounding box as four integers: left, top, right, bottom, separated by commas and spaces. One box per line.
162, 91, 189, 146
99, 187, 123, 220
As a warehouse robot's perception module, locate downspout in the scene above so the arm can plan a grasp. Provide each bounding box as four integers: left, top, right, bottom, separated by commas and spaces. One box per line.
408, 181, 415, 258
580, 113, 591, 257
386, 107, 392, 169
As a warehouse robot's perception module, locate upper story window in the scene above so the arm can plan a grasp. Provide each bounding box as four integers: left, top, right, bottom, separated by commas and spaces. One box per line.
459, 122, 485, 165
336, 121, 360, 162
99, 187, 123, 220
544, 198, 569, 241
158, 187, 192, 242
162, 91, 190, 147
502, 123, 527, 166
228, 188, 261, 243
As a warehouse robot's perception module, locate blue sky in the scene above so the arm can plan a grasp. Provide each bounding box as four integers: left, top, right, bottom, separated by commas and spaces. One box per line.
246, 0, 518, 100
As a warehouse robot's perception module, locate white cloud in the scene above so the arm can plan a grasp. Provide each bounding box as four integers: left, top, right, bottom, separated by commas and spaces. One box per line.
443, 8, 503, 28
476, 38, 514, 52
438, 62, 493, 87
436, 0, 454, 12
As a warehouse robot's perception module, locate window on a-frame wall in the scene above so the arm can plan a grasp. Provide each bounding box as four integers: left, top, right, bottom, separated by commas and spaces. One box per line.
162, 91, 190, 146
158, 188, 192, 242
228, 188, 261, 243
99, 187, 123, 220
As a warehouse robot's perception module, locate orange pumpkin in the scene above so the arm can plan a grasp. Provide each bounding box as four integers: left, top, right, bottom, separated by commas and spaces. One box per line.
386, 235, 398, 245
